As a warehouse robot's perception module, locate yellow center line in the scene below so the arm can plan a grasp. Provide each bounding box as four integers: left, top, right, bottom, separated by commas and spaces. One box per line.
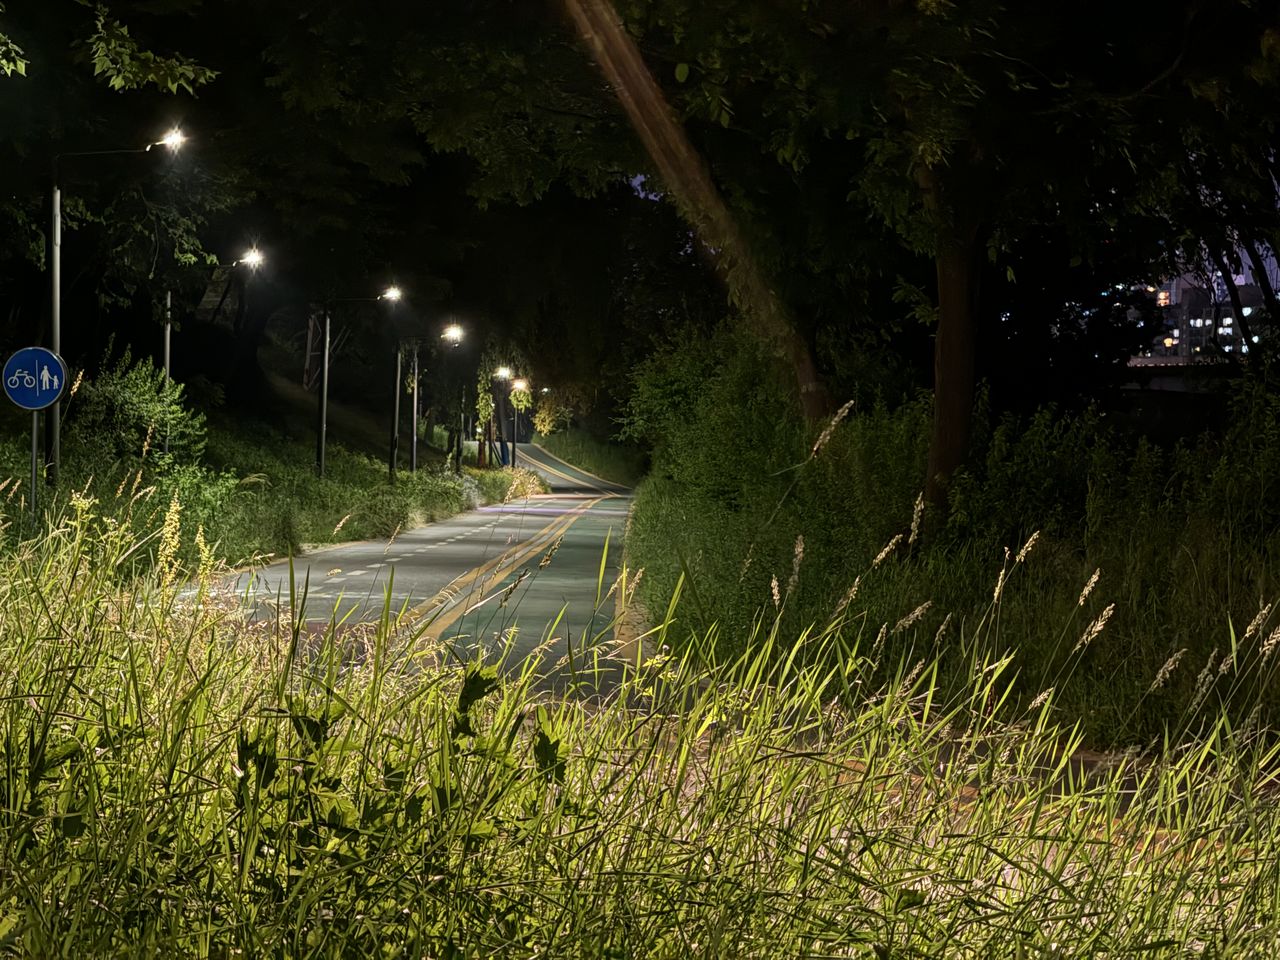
406, 497, 605, 636
529, 456, 616, 497
530, 444, 627, 492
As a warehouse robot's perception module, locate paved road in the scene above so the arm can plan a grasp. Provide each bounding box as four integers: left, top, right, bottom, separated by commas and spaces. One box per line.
231, 444, 632, 671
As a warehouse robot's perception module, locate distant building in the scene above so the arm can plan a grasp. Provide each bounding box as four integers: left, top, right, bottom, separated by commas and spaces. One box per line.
1134, 248, 1277, 365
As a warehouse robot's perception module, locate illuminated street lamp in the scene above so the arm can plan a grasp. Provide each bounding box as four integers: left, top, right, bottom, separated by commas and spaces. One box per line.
162, 246, 264, 454
442, 323, 464, 344
510, 378, 530, 468
49, 126, 187, 484
316, 285, 403, 478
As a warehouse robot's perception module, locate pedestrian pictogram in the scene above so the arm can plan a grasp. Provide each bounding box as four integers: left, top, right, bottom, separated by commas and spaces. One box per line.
4, 347, 68, 411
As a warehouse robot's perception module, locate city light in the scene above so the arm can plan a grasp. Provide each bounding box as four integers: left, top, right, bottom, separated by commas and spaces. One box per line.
240, 248, 264, 269
442, 323, 464, 344
512, 377, 529, 392
495, 365, 513, 380
381, 286, 403, 302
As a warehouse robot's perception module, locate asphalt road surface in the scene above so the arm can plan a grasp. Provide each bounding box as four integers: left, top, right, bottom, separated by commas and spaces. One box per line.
231, 444, 632, 671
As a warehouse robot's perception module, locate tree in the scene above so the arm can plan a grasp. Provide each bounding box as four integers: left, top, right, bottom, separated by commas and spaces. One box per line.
586, 0, 1280, 511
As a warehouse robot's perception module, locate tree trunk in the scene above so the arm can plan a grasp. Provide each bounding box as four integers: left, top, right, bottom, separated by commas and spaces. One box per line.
924, 237, 982, 512
1241, 237, 1280, 323
1207, 246, 1252, 349
564, 0, 831, 420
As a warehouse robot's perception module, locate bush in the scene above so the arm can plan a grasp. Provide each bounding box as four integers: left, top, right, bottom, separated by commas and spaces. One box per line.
68, 348, 207, 463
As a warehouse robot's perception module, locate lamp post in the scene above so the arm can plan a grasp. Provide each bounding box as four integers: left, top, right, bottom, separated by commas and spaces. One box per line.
511, 377, 529, 469
441, 323, 465, 472
49, 127, 186, 484
317, 284, 400, 478
162, 247, 263, 457
492, 366, 513, 466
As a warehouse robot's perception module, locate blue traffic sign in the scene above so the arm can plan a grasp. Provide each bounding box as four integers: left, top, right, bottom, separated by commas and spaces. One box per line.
4, 347, 68, 411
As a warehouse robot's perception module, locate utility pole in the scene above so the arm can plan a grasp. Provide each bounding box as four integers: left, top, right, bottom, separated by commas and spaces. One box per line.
163, 290, 172, 454
410, 345, 419, 472
315, 304, 330, 477
389, 346, 401, 483
48, 164, 60, 486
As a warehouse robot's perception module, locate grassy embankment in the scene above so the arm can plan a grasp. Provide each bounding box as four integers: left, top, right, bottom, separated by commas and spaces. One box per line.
533, 427, 647, 487
622, 329, 1280, 747
0, 501, 1276, 956
0, 355, 543, 567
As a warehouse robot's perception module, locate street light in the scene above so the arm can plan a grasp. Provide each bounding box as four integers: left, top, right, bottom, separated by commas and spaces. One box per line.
238, 247, 265, 269
49, 126, 187, 484
315, 284, 402, 478
162, 247, 265, 454
442, 323, 464, 344
510, 378, 530, 468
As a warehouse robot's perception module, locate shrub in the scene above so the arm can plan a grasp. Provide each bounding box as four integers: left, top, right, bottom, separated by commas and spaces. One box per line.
68, 348, 207, 463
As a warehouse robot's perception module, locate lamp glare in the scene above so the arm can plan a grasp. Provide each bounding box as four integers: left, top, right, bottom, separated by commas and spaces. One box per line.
160, 128, 187, 150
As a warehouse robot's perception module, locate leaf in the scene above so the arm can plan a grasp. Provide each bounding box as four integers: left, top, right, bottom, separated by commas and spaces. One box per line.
458, 662, 500, 716
533, 707, 566, 784
674, 62, 690, 83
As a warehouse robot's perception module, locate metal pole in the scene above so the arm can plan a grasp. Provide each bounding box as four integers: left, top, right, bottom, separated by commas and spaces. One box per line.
30, 411, 38, 516
456, 385, 465, 474
163, 290, 171, 454
316, 305, 330, 477
511, 405, 518, 469
390, 346, 401, 483
48, 170, 61, 487
410, 346, 419, 473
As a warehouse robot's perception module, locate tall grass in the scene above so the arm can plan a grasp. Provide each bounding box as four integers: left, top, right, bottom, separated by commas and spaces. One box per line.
533, 427, 647, 486
622, 330, 1280, 745
1, 498, 1278, 956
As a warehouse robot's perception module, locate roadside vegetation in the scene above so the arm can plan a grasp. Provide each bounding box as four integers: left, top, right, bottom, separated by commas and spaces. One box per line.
622, 328, 1280, 747
0, 354, 542, 567
0, 500, 1276, 956
532, 426, 647, 487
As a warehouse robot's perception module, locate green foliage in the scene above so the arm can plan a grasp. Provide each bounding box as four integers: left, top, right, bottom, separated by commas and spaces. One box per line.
80, 3, 218, 94
533, 428, 647, 488
0, 2, 26, 78
0, 508, 1278, 955
509, 385, 532, 413
68, 348, 208, 463
532, 384, 588, 436
624, 328, 1280, 744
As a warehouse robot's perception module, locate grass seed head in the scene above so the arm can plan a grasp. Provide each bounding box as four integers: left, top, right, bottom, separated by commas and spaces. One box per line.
1073, 602, 1114, 653
1244, 602, 1273, 642
893, 600, 932, 634
786, 534, 804, 597
1148, 648, 1186, 692
873, 534, 903, 569
908, 492, 924, 547
1262, 624, 1280, 661
1078, 568, 1101, 607
810, 398, 855, 457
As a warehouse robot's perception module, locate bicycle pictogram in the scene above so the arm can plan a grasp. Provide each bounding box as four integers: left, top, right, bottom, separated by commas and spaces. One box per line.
6, 369, 36, 390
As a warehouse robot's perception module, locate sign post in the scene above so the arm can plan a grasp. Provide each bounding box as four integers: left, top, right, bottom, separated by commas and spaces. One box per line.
4, 347, 68, 514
